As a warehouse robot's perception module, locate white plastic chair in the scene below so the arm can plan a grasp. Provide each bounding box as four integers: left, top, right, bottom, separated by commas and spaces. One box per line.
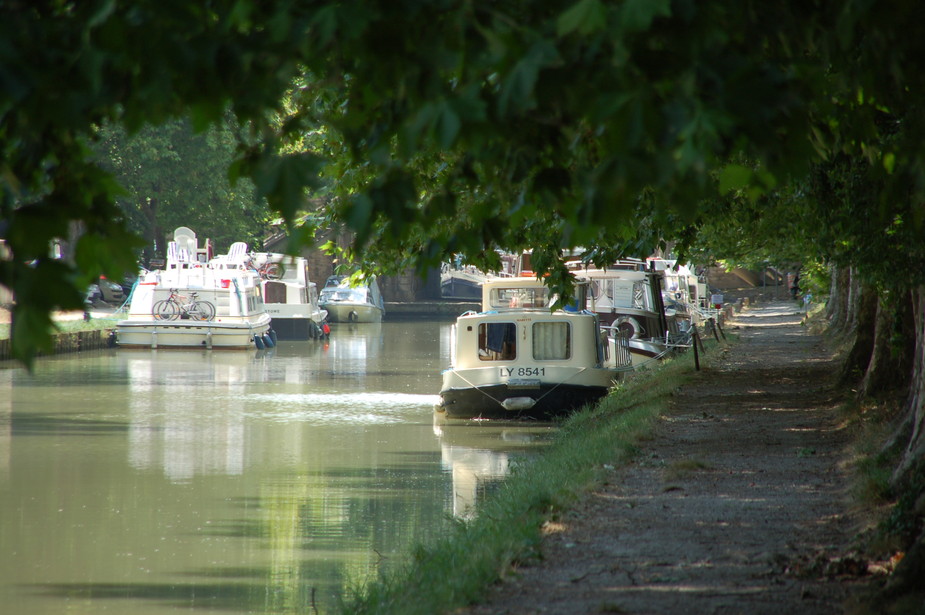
226, 242, 248, 263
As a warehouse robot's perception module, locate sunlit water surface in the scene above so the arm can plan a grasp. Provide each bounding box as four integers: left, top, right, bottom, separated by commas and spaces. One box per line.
0, 320, 555, 614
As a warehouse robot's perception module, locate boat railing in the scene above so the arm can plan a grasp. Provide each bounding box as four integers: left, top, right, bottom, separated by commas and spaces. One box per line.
687, 300, 722, 323
609, 330, 633, 368
666, 327, 693, 349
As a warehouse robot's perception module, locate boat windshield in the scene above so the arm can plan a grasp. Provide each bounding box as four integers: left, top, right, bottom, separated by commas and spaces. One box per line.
590, 279, 651, 311
321, 286, 367, 303
487, 286, 550, 310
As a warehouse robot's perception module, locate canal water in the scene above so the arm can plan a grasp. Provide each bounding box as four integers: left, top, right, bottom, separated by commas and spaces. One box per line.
0, 320, 556, 614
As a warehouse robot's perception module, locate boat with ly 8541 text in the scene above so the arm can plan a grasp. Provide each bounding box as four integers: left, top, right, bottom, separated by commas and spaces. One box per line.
434, 277, 628, 420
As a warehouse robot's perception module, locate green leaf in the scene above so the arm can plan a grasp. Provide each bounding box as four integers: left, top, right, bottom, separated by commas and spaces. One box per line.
621, 0, 671, 32
310, 6, 340, 46
11, 304, 56, 369
254, 152, 325, 220
344, 194, 374, 245
498, 41, 560, 115
87, 0, 116, 28
557, 0, 607, 37
718, 164, 754, 194
436, 103, 461, 148
883, 151, 896, 174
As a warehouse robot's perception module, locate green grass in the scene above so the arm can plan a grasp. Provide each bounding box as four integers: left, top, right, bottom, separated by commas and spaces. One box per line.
0, 314, 120, 341
337, 339, 721, 615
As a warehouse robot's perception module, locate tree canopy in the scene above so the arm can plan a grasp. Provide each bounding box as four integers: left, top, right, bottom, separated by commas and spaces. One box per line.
1, 0, 922, 355
4, 2, 925, 607
93, 118, 271, 258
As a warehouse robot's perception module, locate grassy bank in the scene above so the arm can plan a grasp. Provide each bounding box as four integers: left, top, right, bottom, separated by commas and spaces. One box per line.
338, 337, 723, 615
0, 312, 120, 361
0, 313, 120, 341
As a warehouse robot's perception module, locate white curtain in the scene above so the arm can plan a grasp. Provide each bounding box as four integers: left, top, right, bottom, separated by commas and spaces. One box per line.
533, 322, 570, 360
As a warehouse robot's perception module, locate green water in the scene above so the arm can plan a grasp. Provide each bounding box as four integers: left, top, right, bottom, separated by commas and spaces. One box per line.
0, 321, 554, 614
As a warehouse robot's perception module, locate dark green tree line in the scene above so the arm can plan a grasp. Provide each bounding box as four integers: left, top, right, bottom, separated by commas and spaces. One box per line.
2, 2, 924, 607
0, 0, 905, 358
93, 118, 271, 258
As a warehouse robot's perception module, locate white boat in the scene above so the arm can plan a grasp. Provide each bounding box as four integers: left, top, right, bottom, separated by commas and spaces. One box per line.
571, 264, 677, 369
434, 277, 626, 420
646, 257, 704, 331
249, 252, 328, 340
441, 262, 494, 299
319, 274, 385, 323
115, 228, 273, 349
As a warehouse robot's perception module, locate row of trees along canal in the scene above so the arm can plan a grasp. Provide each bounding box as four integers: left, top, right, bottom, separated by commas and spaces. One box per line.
1, 3, 923, 609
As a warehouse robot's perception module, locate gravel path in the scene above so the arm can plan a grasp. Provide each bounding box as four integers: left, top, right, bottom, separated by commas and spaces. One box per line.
459, 300, 863, 615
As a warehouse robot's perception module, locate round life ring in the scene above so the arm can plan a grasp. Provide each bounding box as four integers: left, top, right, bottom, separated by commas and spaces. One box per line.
614, 316, 644, 339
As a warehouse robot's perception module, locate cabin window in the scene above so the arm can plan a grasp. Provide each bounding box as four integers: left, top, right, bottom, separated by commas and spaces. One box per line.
478, 322, 517, 361
488, 287, 550, 309
632, 282, 648, 309
264, 280, 286, 303
533, 322, 571, 360
597, 280, 614, 302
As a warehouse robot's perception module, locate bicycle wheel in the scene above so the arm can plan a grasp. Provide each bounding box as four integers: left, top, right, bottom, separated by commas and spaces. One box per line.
263, 262, 284, 280
152, 299, 179, 321
188, 300, 216, 321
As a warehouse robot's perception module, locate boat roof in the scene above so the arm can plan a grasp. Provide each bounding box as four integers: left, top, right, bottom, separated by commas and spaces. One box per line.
481, 277, 549, 311
572, 268, 651, 282
458, 308, 595, 322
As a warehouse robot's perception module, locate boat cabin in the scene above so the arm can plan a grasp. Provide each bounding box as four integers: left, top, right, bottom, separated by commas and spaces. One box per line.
452, 310, 603, 371
480, 277, 589, 312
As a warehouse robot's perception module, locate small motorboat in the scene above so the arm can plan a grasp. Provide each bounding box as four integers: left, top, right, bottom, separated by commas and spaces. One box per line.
319, 274, 385, 323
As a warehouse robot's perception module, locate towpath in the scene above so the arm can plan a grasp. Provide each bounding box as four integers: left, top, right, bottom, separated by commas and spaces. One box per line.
460, 299, 864, 614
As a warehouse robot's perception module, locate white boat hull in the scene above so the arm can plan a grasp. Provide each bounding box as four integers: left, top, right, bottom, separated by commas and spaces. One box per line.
606, 336, 672, 370
116, 314, 272, 349
436, 364, 618, 420
256, 254, 328, 340
319, 274, 385, 323
116, 229, 279, 350
264, 304, 328, 340
323, 302, 383, 323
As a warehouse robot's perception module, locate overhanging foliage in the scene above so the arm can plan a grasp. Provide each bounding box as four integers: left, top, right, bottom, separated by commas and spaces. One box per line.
2, 0, 924, 365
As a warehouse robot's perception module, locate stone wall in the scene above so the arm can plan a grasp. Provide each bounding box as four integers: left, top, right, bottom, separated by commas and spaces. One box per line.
377, 268, 441, 302
0, 328, 115, 362
705, 267, 756, 289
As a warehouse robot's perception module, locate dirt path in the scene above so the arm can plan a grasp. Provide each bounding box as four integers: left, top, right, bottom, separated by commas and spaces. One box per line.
460, 300, 863, 615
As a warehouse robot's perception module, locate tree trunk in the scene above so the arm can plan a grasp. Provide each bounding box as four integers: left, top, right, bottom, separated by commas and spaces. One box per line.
892, 286, 925, 482
137, 195, 162, 265
826, 265, 851, 332
840, 282, 878, 385
845, 267, 863, 333
859, 290, 916, 397
872, 286, 925, 611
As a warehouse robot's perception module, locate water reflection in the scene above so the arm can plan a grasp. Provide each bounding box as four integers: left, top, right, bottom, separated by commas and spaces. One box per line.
434, 417, 556, 518
123, 349, 252, 482
0, 320, 556, 614
0, 369, 9, 481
